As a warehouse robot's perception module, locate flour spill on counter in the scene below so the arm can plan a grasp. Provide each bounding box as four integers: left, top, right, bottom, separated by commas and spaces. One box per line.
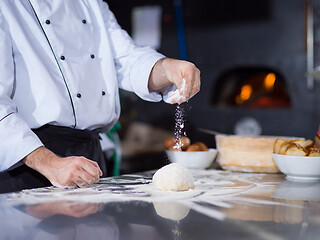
0, 170, 296, 221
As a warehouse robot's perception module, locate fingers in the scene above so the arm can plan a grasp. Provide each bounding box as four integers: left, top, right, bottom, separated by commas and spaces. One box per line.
168, 60, 201, 104
170, 77, 200, 105
82, 159, 102, 180
74, 172, 96, 188
74, 159, 102, 188
48, 156, 103, 188
169, 77, 187, 104
182, 64, 201, 101
87, 159, 103, 177
189, 67, 201, 98
74, 177, 92, 188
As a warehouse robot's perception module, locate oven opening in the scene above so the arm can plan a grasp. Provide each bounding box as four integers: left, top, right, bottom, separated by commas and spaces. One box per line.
211, 67, 291, 108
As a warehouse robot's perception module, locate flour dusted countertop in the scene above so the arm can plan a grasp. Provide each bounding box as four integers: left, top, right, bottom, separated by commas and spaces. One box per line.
1, 169, 320, 239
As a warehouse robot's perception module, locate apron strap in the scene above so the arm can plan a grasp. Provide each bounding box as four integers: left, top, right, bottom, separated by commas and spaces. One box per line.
33, 124, 102, 143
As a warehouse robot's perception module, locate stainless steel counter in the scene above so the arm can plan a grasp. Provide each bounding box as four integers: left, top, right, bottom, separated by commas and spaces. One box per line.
1, 169, 320, 240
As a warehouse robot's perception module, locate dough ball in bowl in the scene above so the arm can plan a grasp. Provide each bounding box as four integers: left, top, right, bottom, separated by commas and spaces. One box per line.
152, 163, 194, 191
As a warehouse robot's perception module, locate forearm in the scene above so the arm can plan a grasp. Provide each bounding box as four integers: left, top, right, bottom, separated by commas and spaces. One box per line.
22, 146, 58, 178
23, 146, 102, 188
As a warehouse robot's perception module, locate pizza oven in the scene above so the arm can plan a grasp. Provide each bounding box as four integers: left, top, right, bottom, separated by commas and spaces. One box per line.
211, 67, 291, 109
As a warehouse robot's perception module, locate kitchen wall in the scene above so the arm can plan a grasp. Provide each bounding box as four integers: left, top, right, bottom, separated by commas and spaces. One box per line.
107, 0, 320, 147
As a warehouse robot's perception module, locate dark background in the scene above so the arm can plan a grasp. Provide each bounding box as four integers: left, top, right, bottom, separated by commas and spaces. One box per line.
105, 0, 320, 149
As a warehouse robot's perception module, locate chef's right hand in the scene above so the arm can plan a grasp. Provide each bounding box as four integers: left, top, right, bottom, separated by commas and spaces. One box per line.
23, 146, 102, 188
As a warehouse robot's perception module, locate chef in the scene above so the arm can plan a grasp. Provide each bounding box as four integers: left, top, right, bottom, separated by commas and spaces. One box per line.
0, 0, 200, 193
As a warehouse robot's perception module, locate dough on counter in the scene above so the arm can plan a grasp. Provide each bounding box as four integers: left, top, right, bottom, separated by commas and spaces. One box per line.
152, 163, 194, 191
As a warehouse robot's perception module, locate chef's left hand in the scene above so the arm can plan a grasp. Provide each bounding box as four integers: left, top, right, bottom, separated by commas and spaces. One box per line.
148, 58, 201, 104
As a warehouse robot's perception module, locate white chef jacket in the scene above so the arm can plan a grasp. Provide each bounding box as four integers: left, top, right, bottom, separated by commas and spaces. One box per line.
0, 0, 173, 171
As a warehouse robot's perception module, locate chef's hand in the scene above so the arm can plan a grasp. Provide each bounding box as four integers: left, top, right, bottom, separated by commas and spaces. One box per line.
148, 57, 201, 104
23, 147, 102, 188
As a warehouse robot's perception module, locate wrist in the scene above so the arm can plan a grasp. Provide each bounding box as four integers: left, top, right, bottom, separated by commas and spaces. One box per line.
148, 57, 171, 92
23, 146, 58, 177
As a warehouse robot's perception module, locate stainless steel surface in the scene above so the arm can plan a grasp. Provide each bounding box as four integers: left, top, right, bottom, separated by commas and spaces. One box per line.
1, 170, 320, 240
307, 0, 314, 90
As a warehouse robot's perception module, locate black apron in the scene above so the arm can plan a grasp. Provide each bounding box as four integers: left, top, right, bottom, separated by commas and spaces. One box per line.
0, 125, 107, 193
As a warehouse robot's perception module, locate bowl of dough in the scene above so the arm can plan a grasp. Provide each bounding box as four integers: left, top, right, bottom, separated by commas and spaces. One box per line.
164, 136, 218, 170
273, 137, 320, 181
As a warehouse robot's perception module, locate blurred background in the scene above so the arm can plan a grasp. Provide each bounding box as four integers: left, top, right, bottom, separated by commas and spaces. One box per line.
103, 0, 320, 175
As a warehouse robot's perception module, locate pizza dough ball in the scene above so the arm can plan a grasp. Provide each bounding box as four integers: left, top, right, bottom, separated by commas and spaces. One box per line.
152, 163, 194, 191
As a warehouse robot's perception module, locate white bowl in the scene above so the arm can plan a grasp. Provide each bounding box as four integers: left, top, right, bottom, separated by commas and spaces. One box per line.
273, 153, 320, 181
165, 148, 218, 170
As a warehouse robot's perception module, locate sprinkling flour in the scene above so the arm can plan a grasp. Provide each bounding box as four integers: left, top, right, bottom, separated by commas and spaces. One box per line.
173, 104, 187, 150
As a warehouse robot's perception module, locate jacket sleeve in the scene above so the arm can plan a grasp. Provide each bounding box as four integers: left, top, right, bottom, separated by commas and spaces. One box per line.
0, 10, 43, 172
99, 1, 176, 102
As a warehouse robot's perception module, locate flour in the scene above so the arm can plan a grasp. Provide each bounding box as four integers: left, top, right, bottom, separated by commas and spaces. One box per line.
172, 104, 188, 152
0, 170, 294, 222
168, 77, 190, 151
50, 182, 74, 188
169, 78, 186, 104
